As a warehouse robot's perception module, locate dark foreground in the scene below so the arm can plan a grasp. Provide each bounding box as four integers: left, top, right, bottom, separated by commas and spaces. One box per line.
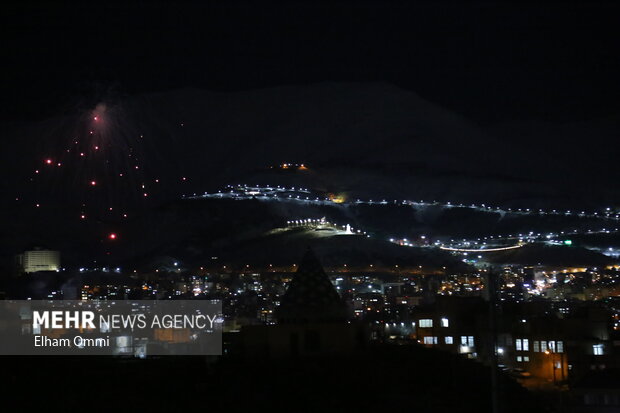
2, 344, 546, 413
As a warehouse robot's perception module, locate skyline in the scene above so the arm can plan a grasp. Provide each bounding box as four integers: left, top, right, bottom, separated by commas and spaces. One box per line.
1, 2, 619, 412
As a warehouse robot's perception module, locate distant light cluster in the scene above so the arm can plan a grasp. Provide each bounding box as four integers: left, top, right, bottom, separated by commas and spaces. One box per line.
186, 182, 620, 265
186, 184, 620, 222
16, 104, 193, 246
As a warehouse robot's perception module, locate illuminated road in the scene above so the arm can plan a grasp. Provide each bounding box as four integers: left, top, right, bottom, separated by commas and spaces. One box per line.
186, 184, 620, 222
184, 184, 620, 259
439, 244, 523, 253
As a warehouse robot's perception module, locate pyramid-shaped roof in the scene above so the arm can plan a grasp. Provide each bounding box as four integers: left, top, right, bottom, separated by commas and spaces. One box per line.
277, 249, 348, 323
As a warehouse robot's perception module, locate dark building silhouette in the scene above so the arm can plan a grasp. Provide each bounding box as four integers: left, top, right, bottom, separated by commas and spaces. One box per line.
241, 249, 366, 357
276, 248, 348, 323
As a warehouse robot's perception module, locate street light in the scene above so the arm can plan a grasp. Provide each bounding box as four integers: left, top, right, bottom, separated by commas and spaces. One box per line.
544, 349, 564, 385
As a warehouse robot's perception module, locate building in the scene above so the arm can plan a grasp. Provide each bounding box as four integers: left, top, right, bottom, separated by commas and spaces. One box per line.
240, 249, 368, 357
412, 296, 489, 359
569, 369, 620, 412
410, 295, 619, 387
504, 304, 617, 384
16, 249, 60, 274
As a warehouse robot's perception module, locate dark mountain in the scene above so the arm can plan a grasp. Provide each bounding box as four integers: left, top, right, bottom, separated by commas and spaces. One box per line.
1, 82, 618, 269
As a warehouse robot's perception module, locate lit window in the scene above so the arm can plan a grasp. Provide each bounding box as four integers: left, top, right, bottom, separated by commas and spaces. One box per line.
556, 341, 564, 353
523, 356, 530, 362
548, 341, 556, 352
441, 318, 449, 327
593, 344, 604, 356
419, 319, 433, 328
516, 356, 522, 362
523, 339, 529, 351
423, 336, 438, 345
461, 336, 474, 347
541, 341, 548, 352
533, 341, 540, 352
445, 336, 453, 344
516, 339, 522, 351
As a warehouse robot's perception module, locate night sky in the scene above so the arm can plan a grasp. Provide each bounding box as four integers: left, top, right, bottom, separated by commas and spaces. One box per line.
3, 1, 620, 123
2, 1, 620, 267
1, 5, 619, 406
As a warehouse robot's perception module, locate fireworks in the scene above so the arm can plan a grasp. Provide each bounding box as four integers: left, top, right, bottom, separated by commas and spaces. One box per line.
15, 97, 195, 258
21, 101, 151, 242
